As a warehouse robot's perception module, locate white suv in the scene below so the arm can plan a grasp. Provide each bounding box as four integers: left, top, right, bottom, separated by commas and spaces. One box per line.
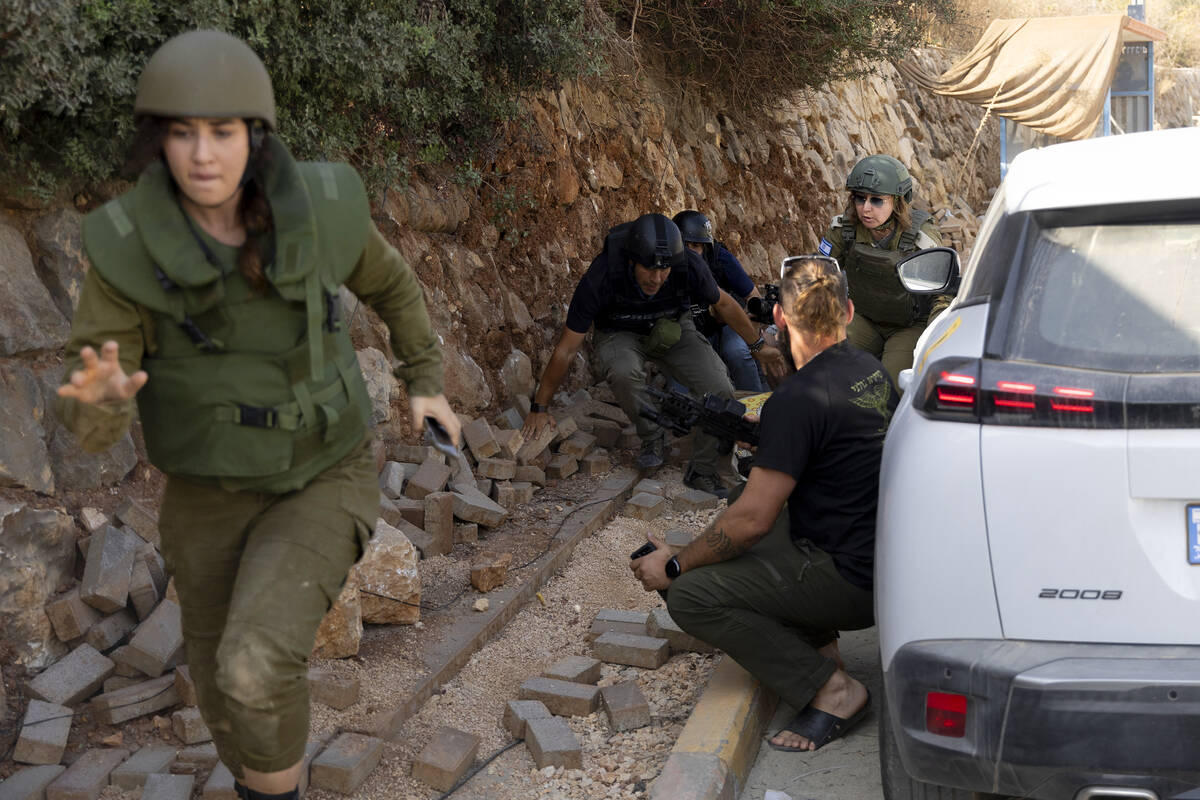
876, 126, 1200, 800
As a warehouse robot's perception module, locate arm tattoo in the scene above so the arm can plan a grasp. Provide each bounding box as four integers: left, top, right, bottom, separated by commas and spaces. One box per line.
703, 526, 747, 559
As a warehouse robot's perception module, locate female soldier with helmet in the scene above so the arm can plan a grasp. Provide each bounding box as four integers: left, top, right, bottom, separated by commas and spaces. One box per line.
56, 30, 459, 800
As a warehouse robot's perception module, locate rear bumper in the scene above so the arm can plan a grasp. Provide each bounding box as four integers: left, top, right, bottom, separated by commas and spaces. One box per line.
886, 640, 1200, 799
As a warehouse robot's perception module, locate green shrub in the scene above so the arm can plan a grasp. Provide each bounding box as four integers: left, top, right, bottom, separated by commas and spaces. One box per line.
0, 0, 605, 196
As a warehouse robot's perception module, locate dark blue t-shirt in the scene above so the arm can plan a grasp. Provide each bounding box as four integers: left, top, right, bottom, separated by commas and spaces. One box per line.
752, 340, 897, 589
566, 248, 720, 334
713, 244, 755, 299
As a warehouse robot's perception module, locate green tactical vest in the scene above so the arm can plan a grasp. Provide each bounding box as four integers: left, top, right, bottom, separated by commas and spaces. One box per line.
838, 209, 933, 327
81, 137, 373, 493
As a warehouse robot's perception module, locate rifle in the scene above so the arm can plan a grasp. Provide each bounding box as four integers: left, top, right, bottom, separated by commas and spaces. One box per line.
639, 386, 760, 453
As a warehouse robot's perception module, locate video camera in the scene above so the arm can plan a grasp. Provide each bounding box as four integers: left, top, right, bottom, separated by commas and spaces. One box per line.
746, 284, 780, 325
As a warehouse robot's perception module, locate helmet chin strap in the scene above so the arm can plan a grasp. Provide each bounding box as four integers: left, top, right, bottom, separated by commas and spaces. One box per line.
237, 120, 266, 189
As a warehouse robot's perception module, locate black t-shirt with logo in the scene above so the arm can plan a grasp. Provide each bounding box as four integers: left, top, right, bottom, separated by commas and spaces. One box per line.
565, 247, 719, 335
753, 340, 898, 590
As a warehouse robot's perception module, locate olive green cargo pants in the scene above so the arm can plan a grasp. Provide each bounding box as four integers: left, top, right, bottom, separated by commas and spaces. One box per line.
592, 316, 735, 478
847, 314, 924, 388
664, 486, 875, 712
158, 441, 378, 775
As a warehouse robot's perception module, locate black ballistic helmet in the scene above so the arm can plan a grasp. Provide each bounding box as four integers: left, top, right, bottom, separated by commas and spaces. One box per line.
672, 210, 714, 245
623, 213, 686, 270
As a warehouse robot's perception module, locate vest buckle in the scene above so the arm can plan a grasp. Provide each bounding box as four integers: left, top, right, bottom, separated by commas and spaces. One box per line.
237, 405, 278, 428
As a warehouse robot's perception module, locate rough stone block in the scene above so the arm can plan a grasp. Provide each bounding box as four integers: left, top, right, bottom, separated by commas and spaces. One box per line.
45, 748, 129, 800
377, 462, 408, 499
545, 454, 578, 480
171, 744, 218, 771
462, 418, 499, 460
109, 746, 176, 790
200, 763, 235, 800
592, 632, 670, 669
450, 486, 508, 528
309, 732, 384, 794
402, 457, 452, 501
543, 655, 601, 685
421, 491, 455, 556
0, 765, 66, 800
384, 495, 424, 530
139, 773, 192, 800
355, 520, 421, 624
502, 700, 551, 739
137, 547, 168, 596
647, 607, 716, 654
476, 458, 516, 481
549, 413, 579, 445
517, 677, 600, 717
90, 674, 178, 724
492, 427, 524, 461
475, 478, 493, 497
79, 508, 108, 534
510, 481, 535, 504
79, 526, 138, 614
632, 479, 665, 496
469, 552, 513, 593
115, 499, 159, 548
122, 601, 184, 677
295, 738, 325, 798
45, 589, 102, 643
84, 610, 138, 654
623, 492, 668, 522
601, 681, 651, 731
453, 523, 478, 544
591, 418, 622, 449
27, 643, 114, 706
172, 666, 197, 707
14, 700, 72, 765
171, 707, 211, 745
107, 646, 144, 678
527, 447, 552, 470
393, 444, 439, 464
588, 609, 650, 640
102, 676, 142, 693
513, 465, 545, 486
410, 727, 479, 792
515, 425, 555, 465
579, 451, 610, 476
312, 577, 361, 659
558, 431, 597, 460
491, 481, 517, 508
493, 408, 524, 430
619, 426, 641, 448
309, 668, 360, 710
674, 488, 722, 511
128, 560, 160, 622
524, 717, 582, 770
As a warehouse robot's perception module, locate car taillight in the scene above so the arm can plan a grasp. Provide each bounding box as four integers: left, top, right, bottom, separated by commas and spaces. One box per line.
916, 359, 1125, 428
926, 691, 968, 738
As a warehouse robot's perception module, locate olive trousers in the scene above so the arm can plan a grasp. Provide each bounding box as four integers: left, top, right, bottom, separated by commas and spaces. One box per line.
591, 316, 735, 478
665, 487, 875, 712
158, 441, 378, 775
847, 314, 925, 388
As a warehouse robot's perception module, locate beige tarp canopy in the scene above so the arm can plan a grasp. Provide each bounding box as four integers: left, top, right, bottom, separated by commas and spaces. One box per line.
896, 15, 1162, 140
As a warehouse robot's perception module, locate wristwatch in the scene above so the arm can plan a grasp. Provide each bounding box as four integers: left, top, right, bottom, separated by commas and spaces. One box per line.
665, 556, 682, 580
748, 336, 766, 353
530, 400, 548, 413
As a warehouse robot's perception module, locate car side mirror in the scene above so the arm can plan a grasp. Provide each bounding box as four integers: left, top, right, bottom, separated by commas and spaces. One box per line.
896, 247, 961, 295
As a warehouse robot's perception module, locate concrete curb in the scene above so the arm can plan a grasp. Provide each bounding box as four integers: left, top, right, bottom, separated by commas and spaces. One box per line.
651, 656, 778, 800
355, 469, 640, 739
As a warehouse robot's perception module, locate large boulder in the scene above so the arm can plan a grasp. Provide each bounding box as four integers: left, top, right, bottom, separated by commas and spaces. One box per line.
32, 209, 88, 319
355, 347, 397, 426
0, 221, 70, 356
312, 575, 362, 659
354, 519, 420, 625
0, 502, 76, 668
441, 341, 492, 414
498, 350, 533, 405
0, 362, 55, 494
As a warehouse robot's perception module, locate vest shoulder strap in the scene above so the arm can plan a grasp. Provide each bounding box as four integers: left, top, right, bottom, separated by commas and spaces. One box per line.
839, 215, 857, 252
295, 162, 371, 287
82, 196, 181, 319
898, 209, 933, 252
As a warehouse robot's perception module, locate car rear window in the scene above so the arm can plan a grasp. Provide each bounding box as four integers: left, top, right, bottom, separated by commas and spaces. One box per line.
1007, 222, 1200, 373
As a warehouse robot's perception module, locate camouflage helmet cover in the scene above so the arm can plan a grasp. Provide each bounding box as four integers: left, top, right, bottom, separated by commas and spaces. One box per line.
623, 213, 686, 270
672, 210, 714, 245
846, 154, 913, 202
135, 30, 276, 130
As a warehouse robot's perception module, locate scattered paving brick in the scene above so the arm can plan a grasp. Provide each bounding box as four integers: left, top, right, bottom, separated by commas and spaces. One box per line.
601, 681, 652, 731
122, 601, 184, 677
592, 631, 671, 669
27, 643, 114, 707
517, 677, 600, 717
632, 479, 664, 496
0, 765, 67, 800
469, 552, 513, 593
296, 738, 326, 798
674, 487, 722, 511
128, 560, 160, 621
201, 763, 235, 800
102, 676, 143, 694
450, 485, 508, 528
619, 426, 641, 448
170, 707, 211, 745
421, 492, 455, 556
377, 462, 407, 499
515, 425, 555, 465
545, 454, 578, 480
79, 526, 139, 614
492, 426, 524, 460
309, 668, 360, 710
550, 414, 579, 443
107, 646, 144, 678
477, 457, 517, 481
402, 456, 452, 501
461, 418, 500, 459
526, 447, 552, 470
494, 408, 524, 430
171, 744, 217, 772
646, 606, 717, 654
501, 700, 552, 739
623, 491, 668, 521
172, 666, 197, 707
386, 496, 425, 530
393, 445, 440, 464
138, 548, 168, 596
591, 418, 622, 448
91, 674, 178, 725
79, 508, 108, 533
139, 773, 192, 800
578, 451, 611, 476
524, 717, 583, 770
109, 746, 177, 790
410, 727, 479, 792
542, 655, 602, 685
508, 481, 535, 504
558, 431, 597, 460
115, 499, 159, 547
513, 465, 545, 485
309, 732, 384, 794
45, 589, 103, 643
85, 610, 138, 653
491, 481, 519, 508
453, 523, 478, 544
14, 700, 72, 766
475, 478, 493, 497
45, 748, 129, 800
587, 609, 650, 640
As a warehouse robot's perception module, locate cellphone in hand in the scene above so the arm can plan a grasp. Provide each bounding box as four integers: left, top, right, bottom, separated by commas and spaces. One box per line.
424, 416, 460, 459
630, 541, 657, 560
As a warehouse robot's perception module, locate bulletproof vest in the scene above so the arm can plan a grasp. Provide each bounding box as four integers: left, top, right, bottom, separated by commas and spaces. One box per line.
839, 209, 933, 326
593, 225, 688, 335
81, 137, 373, 493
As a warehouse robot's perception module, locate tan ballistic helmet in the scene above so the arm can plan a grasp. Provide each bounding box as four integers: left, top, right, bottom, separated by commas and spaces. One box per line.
135, 30, 276, 130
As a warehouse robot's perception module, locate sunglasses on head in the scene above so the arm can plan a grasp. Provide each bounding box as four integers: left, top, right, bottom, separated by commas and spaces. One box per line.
851, 193, 888, 208
780, 254, 841, 280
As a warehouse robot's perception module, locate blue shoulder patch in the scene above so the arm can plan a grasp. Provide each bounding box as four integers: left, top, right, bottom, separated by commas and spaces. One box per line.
818, 238, 833, 256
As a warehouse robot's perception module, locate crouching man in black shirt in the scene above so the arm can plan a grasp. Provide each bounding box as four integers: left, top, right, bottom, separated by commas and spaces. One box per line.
631, 254, 897, 751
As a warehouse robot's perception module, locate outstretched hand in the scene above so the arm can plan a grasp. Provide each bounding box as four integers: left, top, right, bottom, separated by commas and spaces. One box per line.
57, 341, 147, 405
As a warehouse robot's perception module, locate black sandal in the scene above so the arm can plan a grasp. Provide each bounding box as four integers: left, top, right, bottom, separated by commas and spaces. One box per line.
766, 689, 871, 752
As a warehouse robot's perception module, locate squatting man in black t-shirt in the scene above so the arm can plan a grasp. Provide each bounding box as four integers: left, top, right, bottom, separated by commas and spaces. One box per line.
521, 213, 786, 497
631, 254, 898, 751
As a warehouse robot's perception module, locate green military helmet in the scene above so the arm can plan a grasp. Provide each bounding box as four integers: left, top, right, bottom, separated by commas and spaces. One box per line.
672, 210, 714, 245
846, 155, 913, 202
135, 30, 276, 130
